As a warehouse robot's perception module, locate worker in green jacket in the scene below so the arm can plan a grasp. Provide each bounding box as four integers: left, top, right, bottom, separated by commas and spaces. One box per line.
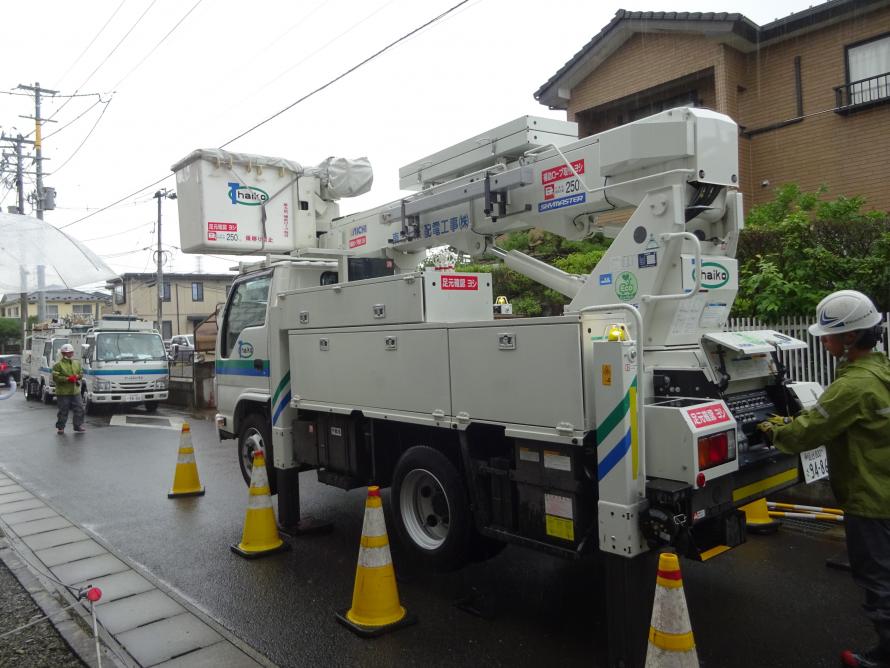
759, 290, 890, 668
52, 343, 85, 434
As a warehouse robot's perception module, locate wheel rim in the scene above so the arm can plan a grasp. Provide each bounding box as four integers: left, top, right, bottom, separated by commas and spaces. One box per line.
399, 468, 451, 550
242, 428, 265, 474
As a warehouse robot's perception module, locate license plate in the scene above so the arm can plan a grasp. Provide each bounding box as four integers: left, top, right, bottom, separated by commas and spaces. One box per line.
128, 394, 144, 402
800, 446, 829, 483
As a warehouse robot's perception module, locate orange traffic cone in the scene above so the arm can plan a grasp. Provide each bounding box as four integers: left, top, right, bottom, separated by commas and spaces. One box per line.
645, 552, 698, 667
230, 449, 288, 559
168, 422, 205, 498
336, 486, 416, 637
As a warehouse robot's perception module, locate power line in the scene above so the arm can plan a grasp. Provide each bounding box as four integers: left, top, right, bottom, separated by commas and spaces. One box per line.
0, 90, 106, 99
220, 0, 470, 149
51, 99, 114, 175
80, 220, 153, 242
54, 0, 128, 88
47, 0, 157, 124
43, 97, 106, 140
58, 174, 172, 229
110, 0, 204, 90
58, 0, 471, 230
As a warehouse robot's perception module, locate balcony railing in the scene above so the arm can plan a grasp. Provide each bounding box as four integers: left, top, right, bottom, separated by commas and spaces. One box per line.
834, 72, 890, 114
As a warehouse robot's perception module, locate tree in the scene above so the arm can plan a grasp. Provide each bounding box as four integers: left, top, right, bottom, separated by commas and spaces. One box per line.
456, 229, 612, 316
735, 184, 890, 322
0, 318, 21, 353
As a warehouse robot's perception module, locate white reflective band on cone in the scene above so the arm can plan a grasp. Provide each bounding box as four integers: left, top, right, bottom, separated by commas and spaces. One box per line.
358, 544, 394, 569
177, 453, 195, 464
650, 587, 693, 635
361, 506, 387, 537
250, 465, 269, 489
247, 494, 273, 510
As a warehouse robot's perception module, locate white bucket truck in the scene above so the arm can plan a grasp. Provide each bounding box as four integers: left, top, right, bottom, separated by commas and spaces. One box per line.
173, 109, 822, 666
78, 316, 169, 413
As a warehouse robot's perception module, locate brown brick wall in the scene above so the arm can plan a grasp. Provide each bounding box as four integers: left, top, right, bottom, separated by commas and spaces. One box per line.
564, 8, 890, 213
740, 7, 890, 210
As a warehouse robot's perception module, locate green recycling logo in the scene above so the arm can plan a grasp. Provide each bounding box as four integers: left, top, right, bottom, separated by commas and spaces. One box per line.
615, 271, 638, 301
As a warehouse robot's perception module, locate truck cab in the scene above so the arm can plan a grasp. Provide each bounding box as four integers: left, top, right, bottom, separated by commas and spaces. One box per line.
79, 316, 169, 414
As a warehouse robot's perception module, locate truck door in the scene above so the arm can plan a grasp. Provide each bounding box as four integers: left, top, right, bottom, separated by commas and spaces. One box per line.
217, 271, 272, 419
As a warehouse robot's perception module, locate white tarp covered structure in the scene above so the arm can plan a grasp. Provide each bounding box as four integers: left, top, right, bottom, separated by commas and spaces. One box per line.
0, 212, 118, 294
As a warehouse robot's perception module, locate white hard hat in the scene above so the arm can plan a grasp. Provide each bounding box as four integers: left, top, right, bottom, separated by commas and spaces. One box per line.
60, 343, 75, 354
808, 290, 882, 336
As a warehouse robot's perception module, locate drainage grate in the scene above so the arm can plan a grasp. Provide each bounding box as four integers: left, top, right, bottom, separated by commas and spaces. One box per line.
779, 517, 837, 535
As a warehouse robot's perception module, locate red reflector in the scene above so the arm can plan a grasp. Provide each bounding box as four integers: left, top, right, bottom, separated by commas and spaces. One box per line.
696, 472, 706, 488
0, 363, 6, 371
697, 431, 734, 472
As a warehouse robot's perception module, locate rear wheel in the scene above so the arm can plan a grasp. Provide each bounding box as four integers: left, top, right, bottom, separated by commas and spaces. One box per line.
237, 413, 277, 494
392, 445, 472, 572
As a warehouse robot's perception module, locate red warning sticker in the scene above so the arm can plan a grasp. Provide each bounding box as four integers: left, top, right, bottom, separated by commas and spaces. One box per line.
686, 403, 731, 428
440, 275, 479, 291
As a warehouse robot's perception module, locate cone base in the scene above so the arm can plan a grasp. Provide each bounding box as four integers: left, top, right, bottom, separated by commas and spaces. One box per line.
168, 486, 206, 498
230, 540, 290, 560
746, 519, 781, 534
335, 608, 417, 638
278, 516, 333, 536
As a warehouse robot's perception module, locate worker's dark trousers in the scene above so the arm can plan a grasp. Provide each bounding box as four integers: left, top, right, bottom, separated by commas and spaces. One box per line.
846, 515, 890, 652
55, 394, 84, 430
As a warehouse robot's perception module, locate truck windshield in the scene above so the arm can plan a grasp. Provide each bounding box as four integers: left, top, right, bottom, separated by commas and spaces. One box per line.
96, 333, 166, 361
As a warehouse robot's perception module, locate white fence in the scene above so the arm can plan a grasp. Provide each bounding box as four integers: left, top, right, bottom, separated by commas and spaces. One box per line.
727, 314, 890, 387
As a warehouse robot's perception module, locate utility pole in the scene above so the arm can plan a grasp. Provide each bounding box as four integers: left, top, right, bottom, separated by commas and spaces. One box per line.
154, 189, 177, 338
1, 132, 37, 348
17, 82, 58, 323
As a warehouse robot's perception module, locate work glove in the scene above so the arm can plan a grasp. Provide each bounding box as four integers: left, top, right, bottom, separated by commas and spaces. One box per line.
757, 421, 775, 444
67, 374, 78, 383
767, 414, 793, 426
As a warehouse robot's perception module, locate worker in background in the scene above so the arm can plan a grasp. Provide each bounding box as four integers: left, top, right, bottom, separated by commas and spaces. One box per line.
52, 343, 85, 434
758, 290, 890, 668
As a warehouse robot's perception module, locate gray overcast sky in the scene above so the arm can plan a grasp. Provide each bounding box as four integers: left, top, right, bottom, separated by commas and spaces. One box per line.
1, 0, 817, 280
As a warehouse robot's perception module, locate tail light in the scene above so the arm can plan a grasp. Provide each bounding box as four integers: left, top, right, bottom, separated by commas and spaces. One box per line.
0, 363, 6, 371
697, 430, 736, 471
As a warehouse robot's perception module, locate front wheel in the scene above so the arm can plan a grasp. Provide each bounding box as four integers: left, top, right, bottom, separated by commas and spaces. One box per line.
237, 413, 277, 494
83, 390, 98, 416
144, 401, 158, 413
391, 445, 472, 572
42, 385, 53, 405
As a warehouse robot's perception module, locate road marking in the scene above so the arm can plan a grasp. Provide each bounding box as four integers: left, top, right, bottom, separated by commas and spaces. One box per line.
109, 415, 185, 431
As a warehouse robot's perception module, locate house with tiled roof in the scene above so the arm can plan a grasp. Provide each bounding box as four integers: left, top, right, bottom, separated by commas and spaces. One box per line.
536, 0, 890, 213
0, 288, 111, 321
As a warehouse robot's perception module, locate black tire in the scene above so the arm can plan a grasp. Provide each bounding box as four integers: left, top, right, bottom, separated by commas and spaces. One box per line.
237, 413, 277, 494
391, 445, 472, 572
42, 384, 53, 405
24, 380, 33, 401
144, 401, 159, 413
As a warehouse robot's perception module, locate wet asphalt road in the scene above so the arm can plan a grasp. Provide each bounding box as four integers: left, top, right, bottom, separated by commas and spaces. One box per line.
0, 392, 876, 667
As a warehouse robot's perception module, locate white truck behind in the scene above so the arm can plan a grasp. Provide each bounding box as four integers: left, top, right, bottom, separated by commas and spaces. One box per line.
78, 316, 170, 414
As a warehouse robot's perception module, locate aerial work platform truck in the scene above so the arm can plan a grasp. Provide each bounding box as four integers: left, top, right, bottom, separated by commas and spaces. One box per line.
173, 108, 821, 665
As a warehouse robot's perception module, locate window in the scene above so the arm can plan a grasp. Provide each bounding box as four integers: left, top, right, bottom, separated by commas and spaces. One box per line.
46, 304, 59, 318
162, 321, 173, 340
114, 284, 126, 305
847, 34, 890, 105
161, 281, 171, 302
192, 282, 204, 302
221, 274, 271, 357
72, 304, 92, 315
